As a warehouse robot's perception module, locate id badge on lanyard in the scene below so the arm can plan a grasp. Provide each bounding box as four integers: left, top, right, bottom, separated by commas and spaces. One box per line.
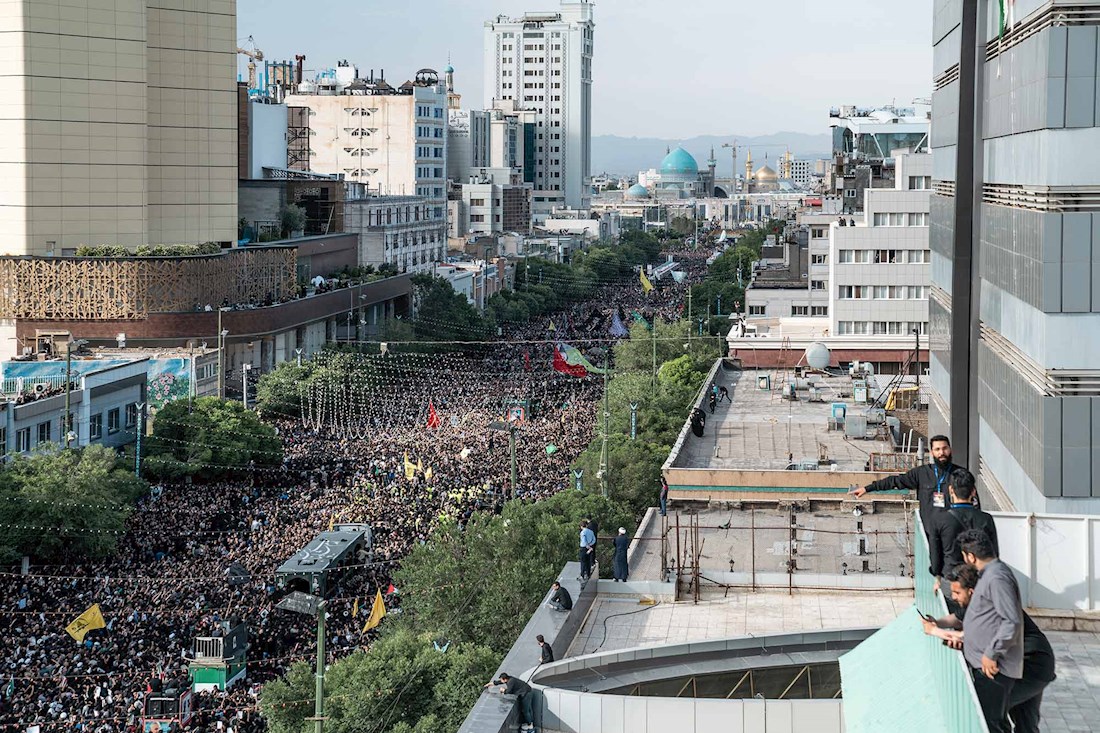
932, 466, 947, 508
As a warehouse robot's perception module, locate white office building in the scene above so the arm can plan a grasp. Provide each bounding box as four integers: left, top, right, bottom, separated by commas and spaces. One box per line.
484, 0, 594, 220
828, 151, 932, 340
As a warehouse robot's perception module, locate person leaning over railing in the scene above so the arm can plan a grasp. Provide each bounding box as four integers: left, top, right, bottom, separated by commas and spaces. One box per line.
926, 468, 998, 613
921, 563, 1056, 733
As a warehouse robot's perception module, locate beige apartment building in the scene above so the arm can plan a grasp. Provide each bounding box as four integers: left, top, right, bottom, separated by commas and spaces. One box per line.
0, 0, 238, 256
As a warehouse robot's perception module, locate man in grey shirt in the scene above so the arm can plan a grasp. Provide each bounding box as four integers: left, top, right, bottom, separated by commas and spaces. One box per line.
958, 528, 1024, 733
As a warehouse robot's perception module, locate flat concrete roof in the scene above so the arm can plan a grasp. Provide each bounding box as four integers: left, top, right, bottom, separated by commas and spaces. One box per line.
672, 368, 895, 472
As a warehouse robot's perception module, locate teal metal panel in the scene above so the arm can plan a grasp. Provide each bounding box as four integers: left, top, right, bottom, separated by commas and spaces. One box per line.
668, 484, 909, 495
839, 512, 988, 733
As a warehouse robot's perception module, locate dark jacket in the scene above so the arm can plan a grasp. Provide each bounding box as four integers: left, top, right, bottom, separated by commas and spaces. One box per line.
540, 642, 554, 664
927, 504, 999, 578
864, 462, 977, 534
495, 677, 532, 696
549, 586, 573, 610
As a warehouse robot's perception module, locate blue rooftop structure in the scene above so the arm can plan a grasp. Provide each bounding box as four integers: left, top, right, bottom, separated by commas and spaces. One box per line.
625, 183, 649, 198
659, 146, 699, 175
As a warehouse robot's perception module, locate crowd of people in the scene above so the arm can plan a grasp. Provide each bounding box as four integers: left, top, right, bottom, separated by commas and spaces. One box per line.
0, 256, 700, 732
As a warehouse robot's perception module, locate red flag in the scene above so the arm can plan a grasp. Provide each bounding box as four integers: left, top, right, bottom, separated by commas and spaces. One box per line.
427, 399, 441, 429
523, 350, 532, 372
552, 345, 588, 378
386, 583, 397, 595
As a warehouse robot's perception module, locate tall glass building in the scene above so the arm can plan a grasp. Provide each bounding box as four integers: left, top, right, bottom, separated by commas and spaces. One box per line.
931, 0, 1100, 512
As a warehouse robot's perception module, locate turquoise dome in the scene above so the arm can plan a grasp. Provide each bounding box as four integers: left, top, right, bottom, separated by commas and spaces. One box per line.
659, 147, 699, 175
625, 183, 649, 198
444, 64, 455, 73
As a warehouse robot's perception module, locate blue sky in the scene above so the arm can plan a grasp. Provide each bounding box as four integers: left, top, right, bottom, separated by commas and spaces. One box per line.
237, 0, 932, 138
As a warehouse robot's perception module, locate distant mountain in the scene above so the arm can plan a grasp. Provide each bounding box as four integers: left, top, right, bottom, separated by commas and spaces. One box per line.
591, 132, 833, 178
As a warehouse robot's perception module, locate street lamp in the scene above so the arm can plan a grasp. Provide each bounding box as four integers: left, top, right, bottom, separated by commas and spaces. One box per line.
64, 338, 88, 449
242, 364, 252, 410
134, 402, 145, 477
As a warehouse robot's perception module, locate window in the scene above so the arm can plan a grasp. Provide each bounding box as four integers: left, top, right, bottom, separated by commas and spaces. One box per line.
873, 321, 904, 335
16, 428, 30, 453
36, 421, 51, 445
469, 198, 485, 207
811, 306, 829, 317
908, 212, 929, 226
126, 403, 138, 429
872, 213, 907, 227
811, 226, 827, 238
907, 250, 931, 264
792, 306, 809, 316
909, 285, 928, 299
837, 321, 869, 335
874, 286, 890, 299
910, 322, 929, 335
908, 176, 931, 190
811, 280, 826, 291
838, 249, 870, 264
811, 254, 827, 265
844, 189, 857, 198
108, 408, 120, 435
90, 413, 102, 440
748, 305, 766, 316
873, 249, 901, 264
838, 285, 870, 299
470, 214, 485, 223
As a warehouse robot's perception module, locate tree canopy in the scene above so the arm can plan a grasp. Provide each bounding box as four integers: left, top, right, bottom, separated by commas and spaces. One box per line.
0, 444, 146, 563
142, 397, 282, 481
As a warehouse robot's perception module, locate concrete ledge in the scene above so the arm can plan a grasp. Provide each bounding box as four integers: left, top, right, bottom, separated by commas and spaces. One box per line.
1028, 607, 1100, 633
457, 561, 599, 733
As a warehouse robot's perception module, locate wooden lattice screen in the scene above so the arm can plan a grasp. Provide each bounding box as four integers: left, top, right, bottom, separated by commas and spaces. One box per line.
0, 248, 299, 320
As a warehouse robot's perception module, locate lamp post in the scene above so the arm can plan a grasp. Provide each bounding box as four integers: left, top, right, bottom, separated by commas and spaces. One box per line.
913, 327, 921, 396
242, 364, 252, 409
63, 338, 87, 449
134, 402, 145, 477
217, 307, 229, 400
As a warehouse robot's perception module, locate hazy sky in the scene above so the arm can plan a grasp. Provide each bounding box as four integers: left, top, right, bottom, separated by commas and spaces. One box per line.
237, 0, 932, 139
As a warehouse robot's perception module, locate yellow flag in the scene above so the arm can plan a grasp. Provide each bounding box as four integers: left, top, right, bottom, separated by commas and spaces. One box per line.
404, 452, 416, 481
361, 590, 386, 632
416, 457, 424, 475
351, 597, 359, 618
639, 269, 654, 293
548, 320, 556, 332
65, 603, 106, 643
424, 466, 434, 483
328, 515, 335, 531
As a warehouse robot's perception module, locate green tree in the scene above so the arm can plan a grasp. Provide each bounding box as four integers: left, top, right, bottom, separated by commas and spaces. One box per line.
280, 204, 307, 236
0, 445, 146, 562
261, 630, 498, 733
393, 490, 634, 654
410, 274, 491, 343
669, 216, 696, 237
142, 397, 282, 481
255, 361, 316, 419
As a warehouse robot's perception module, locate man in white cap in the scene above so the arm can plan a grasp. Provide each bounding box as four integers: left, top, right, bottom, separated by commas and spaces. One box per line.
613, 527, 630, 582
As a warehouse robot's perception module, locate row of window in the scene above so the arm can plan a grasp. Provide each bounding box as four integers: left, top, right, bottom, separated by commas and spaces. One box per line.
9, 403, 137, 452
838, 285, 929, 300
415, 187, 446, 198
872, 212, 929, 227
837, 321, 929, 336
415, 146, 443, 159
415, 126, 444, 139
415, 166, 444, 179
367, 204, 438, 227
415, 105, 443, 119
838, 249, 931, 264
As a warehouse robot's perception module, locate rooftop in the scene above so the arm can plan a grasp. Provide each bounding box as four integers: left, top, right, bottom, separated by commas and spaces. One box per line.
670, 368, 895, 472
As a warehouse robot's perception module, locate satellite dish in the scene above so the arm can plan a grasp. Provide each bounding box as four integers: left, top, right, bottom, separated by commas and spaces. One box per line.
805, 342, 831, 370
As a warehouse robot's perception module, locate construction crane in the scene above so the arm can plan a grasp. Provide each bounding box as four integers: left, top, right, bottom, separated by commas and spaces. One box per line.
236, 36, 264, 90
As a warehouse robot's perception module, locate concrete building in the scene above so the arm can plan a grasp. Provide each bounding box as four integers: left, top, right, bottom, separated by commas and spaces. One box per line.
283, 66, 448, 203
0, 0, 238, 255
343, 193, 447, 273
452, 172, 533, 238
447, 99, 537, 184
484, 0, 594, 220
827, 104, 929, 213
931, 1, 1100, 512
0, 358, 148, 453
828, 151, 931, 344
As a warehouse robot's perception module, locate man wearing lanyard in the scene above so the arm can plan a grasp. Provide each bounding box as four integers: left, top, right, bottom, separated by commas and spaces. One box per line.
927, 468, 999, 612
849, 434, 977, 536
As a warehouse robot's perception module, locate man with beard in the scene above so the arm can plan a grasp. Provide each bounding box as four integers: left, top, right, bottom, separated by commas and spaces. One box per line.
849, 434, 974, 537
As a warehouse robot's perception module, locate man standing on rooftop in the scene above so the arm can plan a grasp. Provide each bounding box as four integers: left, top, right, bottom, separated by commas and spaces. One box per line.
849, 434, 973, 534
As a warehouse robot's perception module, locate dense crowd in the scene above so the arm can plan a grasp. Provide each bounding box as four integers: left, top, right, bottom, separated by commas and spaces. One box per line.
0, 256, 703, 732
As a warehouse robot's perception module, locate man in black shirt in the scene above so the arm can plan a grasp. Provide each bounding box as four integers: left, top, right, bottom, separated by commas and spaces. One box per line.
547, 581, 572, 612
537, 634, 554, 665
484, 672, 534, 730
851, 434, 975, 535
927, 468, 999, 588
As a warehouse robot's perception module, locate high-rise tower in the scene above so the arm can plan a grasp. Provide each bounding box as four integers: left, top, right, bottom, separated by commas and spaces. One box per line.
484, 0, 593, 220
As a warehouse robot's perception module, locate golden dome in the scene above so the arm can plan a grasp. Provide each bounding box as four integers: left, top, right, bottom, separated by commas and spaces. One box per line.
754, 165, 778, 181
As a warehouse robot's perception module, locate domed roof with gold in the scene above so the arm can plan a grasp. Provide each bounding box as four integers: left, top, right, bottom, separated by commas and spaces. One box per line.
754, 165, 778, 182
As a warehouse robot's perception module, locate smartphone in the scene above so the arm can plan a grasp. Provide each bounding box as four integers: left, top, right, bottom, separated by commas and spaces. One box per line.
919, 611, 938, 623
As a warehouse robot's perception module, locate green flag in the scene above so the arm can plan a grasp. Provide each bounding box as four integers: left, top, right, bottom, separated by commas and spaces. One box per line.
545, 444, 559, 455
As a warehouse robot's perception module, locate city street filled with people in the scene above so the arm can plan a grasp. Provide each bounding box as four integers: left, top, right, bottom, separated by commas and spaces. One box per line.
0, 256, 703, 732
